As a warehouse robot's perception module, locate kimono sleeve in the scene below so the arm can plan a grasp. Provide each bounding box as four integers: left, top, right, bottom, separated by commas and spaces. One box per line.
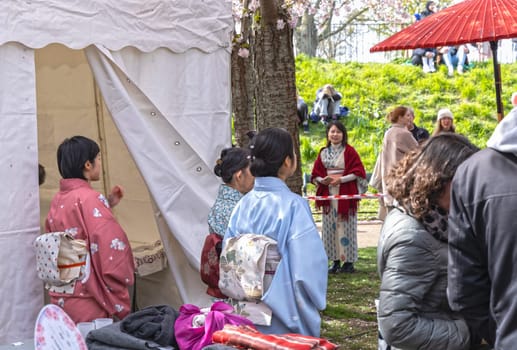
287, 200, 328, 310
82, 193, 135, 319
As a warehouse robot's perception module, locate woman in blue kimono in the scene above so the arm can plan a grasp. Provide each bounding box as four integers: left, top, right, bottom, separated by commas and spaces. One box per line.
224, 128, 328, 337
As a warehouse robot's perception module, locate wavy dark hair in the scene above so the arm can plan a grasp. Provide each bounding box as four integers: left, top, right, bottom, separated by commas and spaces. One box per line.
325, 121, 348, 147
386, 133, 478, 219
213, 147, 251, 184
249, 128, 294, 177
57, 136, 100, 180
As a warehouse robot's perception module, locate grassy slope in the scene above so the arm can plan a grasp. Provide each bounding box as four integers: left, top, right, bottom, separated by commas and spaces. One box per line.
298, 57, 517, 348
296, 55, 517, 174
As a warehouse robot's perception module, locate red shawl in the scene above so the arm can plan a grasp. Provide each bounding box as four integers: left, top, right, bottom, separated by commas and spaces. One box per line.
311, 144, 366, 220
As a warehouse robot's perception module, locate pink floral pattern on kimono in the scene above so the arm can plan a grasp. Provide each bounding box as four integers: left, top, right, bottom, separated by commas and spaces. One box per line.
45, 178, 135, 323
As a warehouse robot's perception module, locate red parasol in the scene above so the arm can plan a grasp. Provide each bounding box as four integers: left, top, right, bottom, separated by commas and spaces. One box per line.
370, 0, 517, 121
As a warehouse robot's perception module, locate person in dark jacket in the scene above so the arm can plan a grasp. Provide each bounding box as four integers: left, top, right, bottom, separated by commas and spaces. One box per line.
297, 94, 310, 133
407, 107, 430, 143
448, 106, 517, 349
377, 133, 478, 350
420, 1, 436, 18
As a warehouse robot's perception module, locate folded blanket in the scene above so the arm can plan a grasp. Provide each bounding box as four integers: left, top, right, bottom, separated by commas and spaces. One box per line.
212, 325, 338, 350
86, 322, 173, 350
120, 304, 178, 347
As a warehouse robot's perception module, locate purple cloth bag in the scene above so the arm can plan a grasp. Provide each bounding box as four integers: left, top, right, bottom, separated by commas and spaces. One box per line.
174, 301, 254, 350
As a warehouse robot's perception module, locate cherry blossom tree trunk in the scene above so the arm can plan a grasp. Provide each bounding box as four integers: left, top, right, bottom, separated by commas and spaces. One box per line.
253, 0, 303, 193
294, 11, 318, 57
231, 0, 255, 148
231, 47, 255, 148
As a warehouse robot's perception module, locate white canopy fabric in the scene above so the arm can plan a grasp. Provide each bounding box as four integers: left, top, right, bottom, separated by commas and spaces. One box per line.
0, 43, 43, 343
0, 0, 232, 53
85, 44, 230, 301
0, 0, 232, 343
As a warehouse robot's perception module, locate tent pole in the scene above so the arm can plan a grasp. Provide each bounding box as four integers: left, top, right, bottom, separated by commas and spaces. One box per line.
93, 81, 111, 195
490, 41, 504, 122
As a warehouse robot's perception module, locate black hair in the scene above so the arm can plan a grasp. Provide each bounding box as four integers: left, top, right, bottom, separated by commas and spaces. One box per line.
57, 136, 100, 180
213, 147, 251, 184
38, 163, 46, 186
325, 121, 348, 147
249, 128, 294, 177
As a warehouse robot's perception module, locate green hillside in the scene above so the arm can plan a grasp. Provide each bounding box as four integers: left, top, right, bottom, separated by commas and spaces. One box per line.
296, 54, 516, 174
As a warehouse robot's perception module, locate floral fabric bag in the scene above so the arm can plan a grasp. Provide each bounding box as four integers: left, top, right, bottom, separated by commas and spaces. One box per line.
218, 234, 281, 301
34, 232, 87, 291
174, 301, 254, 350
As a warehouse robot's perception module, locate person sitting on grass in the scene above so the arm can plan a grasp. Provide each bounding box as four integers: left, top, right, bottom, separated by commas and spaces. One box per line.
297, 93, 310, 133
311, 84, 342, 125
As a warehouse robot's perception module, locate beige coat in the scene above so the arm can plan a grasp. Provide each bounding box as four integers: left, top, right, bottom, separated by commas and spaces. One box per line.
380, 124, 418, 206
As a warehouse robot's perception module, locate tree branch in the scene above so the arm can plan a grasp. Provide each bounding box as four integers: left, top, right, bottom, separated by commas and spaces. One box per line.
318, 7, 369, 42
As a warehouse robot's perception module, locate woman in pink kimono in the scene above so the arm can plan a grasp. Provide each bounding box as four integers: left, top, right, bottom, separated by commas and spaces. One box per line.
45, 136, 135, 323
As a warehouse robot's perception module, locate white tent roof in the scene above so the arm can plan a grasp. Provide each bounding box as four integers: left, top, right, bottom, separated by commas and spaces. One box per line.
0, 0, 232, 53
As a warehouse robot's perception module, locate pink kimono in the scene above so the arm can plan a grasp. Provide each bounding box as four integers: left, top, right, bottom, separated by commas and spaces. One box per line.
45, 178, 135, 323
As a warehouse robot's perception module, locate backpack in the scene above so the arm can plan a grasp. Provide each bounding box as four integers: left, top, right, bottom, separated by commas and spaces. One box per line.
34, 232, 88, 293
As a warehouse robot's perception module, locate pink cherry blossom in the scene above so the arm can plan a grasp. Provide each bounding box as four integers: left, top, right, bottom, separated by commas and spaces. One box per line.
237, 48, 250, 58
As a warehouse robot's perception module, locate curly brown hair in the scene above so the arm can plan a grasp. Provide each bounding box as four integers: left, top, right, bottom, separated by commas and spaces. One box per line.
386, 133, 478, 219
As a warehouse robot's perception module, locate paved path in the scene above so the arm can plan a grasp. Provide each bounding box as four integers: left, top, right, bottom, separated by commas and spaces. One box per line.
357, 221, 382, 248
316, 221, 382, 248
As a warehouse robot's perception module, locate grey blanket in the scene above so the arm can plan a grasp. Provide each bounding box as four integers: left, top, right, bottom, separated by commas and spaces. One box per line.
86, 322, 171, 350
120, 305, 178, 347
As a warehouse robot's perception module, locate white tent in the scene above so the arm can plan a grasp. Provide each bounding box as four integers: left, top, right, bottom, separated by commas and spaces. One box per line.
0, 0, 232, 343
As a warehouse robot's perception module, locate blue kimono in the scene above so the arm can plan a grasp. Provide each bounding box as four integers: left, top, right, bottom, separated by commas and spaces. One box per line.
225, 177, 328, 337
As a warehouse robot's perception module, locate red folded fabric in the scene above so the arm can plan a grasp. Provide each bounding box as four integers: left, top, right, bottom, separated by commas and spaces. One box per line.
212, 324, 338, 350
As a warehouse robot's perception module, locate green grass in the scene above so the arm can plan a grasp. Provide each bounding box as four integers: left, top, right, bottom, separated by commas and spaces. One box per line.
294, 55, 517, 348
296, 55, 517, 175
321, 247, 379, 349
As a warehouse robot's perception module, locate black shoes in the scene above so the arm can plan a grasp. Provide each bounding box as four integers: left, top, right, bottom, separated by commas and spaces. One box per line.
328, 260, 340, 274
329, 261, 356, 274
340, 262, 355, 273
